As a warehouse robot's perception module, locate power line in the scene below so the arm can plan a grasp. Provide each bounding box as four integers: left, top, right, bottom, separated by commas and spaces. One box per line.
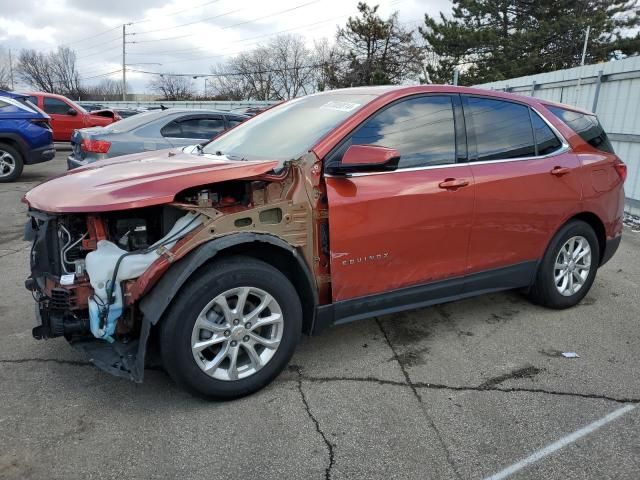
130, 0, 223, 25
131, 6, 243, 36
128, 13, 349, 59
63, 26, 121, 47
129, 0, 321, 44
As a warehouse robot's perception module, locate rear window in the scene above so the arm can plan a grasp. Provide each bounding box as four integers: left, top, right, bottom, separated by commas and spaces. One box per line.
102, 109, 169, 132
547, 106, 614, 153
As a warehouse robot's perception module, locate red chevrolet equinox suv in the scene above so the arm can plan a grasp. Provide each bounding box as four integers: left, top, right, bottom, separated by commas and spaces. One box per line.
24, 86, 625, 398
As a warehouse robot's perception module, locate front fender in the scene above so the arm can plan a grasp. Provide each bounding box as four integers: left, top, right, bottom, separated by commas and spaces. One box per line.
139, 232, 317, 326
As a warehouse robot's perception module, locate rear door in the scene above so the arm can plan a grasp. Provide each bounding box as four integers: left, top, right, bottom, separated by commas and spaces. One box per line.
325, 94, 475, 301
161, 115, 226, 147
462, 95, 582, 277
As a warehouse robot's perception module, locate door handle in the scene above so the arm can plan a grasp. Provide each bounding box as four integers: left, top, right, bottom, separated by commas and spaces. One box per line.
438, 178, 469, 190
550, 166, 571, 176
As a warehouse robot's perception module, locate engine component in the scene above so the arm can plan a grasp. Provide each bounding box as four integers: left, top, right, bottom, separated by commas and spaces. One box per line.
85, 212, 203, 342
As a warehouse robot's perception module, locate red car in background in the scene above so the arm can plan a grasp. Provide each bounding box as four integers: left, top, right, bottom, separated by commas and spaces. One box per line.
25, 92, 121, 142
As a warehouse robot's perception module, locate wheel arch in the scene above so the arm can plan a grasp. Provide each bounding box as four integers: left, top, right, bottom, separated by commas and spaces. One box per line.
139, 232, 318, 334
0, 134, 27, 158
551, 211, 606, 265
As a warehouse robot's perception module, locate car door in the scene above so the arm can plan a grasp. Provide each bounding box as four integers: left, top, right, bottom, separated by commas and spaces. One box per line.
161, 115, 225, 147
462, 95, 582, 278
324, 94, 475, 302
42, 96, 80, 141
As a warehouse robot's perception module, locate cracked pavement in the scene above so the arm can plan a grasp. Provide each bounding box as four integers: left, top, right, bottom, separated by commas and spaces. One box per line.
1, 154, 639, 479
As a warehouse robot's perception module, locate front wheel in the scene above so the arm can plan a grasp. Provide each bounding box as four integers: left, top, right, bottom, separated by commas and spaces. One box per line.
160, 256, 302, 399
528, 220, 600, 309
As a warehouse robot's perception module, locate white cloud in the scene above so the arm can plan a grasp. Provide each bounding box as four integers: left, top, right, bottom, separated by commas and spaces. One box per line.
0, 0, 454, 92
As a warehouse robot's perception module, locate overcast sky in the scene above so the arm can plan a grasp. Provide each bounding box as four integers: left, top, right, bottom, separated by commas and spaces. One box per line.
0, 0, 452, 93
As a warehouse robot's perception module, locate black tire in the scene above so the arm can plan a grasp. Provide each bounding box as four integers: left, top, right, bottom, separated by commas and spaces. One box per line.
0, 143, 24, 183
160, 255, 302, 400
528, 220, 600, 309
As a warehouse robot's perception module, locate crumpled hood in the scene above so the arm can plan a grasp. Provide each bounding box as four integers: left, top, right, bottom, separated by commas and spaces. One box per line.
24, 149, 279, 213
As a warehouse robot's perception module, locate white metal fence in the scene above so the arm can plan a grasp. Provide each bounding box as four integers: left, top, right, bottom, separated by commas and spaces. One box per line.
97, 100, 277, 111
475, 55, 640, 214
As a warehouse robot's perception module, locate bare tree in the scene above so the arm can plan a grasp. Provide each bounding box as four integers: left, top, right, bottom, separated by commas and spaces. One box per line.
312, 38, 345, 91
16, 49, 57, 92
269, 34, 316, 100
0, 48, 11, 90
84, 79, 129, 101
16, 47, 83, 96
209, 34, 319, 100
50, 47, 82, 98
208, 63, 252, 100
148, 74, 194, 100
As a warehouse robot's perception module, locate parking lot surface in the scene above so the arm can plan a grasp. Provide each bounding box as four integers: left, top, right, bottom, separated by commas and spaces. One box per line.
1, 153, 639, 479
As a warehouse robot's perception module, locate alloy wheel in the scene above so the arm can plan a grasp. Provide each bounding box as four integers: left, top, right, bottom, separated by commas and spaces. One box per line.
0, 150, 16, 179
554, 235, 592, 297
191, 286, 284, 381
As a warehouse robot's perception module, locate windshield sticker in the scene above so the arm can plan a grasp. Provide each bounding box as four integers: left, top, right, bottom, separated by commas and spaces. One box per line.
320, 101, 361, 112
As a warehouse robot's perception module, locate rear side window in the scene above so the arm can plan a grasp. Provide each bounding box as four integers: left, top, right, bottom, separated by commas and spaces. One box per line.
162, 117, 225, 139
465, 97, 536, 161
530, 111, 562, 155
0, 99, 9, 109
346, 95, 457, 169
547, 106, 614, 153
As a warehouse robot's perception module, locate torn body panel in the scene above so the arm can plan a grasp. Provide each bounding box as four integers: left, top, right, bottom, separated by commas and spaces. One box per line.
24, 152, 327, 382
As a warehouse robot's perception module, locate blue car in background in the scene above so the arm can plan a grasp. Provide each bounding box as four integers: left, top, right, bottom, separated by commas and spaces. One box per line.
0, 90, 55, 182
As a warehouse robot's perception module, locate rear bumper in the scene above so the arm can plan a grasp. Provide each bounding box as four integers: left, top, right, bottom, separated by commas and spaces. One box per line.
67, 155, 88, 170
25, 144, 56, 165
600, 234, 622, 266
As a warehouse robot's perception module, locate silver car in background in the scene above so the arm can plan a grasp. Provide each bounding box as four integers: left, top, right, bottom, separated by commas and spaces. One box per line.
67, 108, 248, 169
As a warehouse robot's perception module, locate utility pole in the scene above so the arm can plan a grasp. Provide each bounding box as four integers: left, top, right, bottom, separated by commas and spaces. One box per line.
8, 48, 14, 90
122, 24, 127, 101
453, 68, 459, 86
574, 25, 590, 106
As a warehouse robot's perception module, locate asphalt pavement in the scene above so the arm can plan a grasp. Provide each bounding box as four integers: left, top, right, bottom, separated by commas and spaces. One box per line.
1, 153, 638, 479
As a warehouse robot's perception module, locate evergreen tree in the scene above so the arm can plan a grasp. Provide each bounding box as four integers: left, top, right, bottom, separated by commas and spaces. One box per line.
421, 0, 640, 85
331, 2, 423, 87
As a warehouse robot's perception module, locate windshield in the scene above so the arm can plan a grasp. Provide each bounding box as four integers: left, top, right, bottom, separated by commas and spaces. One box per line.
103, 109, 169, 132
202, 93, 376, 161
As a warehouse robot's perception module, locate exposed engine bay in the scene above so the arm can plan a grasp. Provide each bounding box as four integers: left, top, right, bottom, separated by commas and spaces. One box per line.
23, 158, 327, 382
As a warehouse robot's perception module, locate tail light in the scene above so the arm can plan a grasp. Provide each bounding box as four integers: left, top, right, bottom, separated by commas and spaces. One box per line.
80, 139, 111, 154
614, 161, 627, 182
31, 119, 52, 131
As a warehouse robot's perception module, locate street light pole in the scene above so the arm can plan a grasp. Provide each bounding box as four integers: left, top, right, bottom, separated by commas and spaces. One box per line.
122, 24, 127, 101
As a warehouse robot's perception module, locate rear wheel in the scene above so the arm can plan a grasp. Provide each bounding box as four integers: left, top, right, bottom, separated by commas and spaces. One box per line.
528, 220, 599, 309
160, 256, 302, 399
0, 143, 24, 183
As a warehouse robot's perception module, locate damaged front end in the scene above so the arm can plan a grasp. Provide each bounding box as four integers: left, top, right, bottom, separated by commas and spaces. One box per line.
25, 205, 202, 380
23, 153, 327, 383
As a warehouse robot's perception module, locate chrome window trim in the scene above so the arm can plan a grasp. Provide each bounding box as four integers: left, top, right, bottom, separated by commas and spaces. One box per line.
324, 104, 570, 178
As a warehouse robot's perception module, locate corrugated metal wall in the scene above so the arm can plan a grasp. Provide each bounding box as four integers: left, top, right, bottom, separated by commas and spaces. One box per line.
475, 56, 640, 214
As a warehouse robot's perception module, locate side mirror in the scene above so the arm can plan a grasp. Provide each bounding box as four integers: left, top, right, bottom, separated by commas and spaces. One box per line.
67, 108, 78, 116
330, 144, 400, 174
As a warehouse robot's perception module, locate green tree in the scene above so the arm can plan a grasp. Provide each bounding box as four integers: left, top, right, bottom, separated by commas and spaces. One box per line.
332, 2, 422, 87
421, 0, 640, 85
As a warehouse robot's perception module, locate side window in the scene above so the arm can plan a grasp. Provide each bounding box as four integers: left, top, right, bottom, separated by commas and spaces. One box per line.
530, 110, 562, 155
337, 95, 457, 169
43, 97, 71, 115
226, 116, 245, 128
465, 97, 535, 161
547, 106, 614, 153
160, 120, 182, 137
27, 96, 39, 106
164, 117, 225, 139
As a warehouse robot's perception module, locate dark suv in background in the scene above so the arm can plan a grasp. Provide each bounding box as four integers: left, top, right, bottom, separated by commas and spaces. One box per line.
0, 91, 55, 182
